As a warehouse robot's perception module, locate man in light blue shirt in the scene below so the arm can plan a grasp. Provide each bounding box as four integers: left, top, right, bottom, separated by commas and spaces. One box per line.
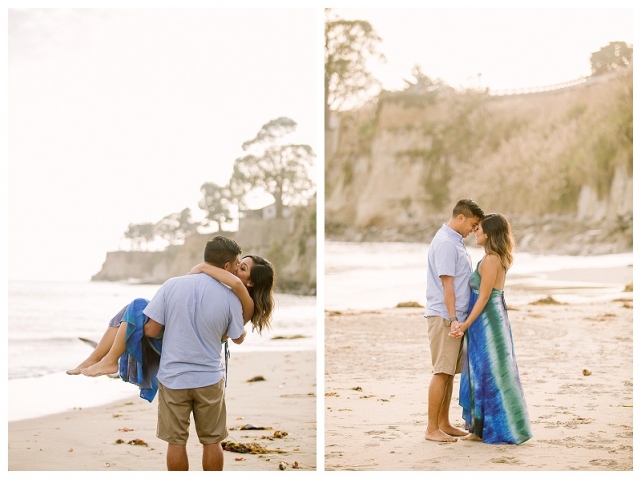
143, 236, 246, 471
424, 199, 484, 443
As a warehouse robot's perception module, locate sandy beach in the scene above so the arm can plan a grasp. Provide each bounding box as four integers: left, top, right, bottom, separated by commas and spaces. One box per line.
8, 350, 316, 471
324, 275, 633, 471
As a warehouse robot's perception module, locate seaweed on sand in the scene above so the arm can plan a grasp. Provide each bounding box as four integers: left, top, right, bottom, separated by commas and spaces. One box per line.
221, 441, 285, 454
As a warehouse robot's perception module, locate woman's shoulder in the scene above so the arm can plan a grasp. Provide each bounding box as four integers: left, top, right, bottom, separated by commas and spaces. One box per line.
480, 253, 502, 270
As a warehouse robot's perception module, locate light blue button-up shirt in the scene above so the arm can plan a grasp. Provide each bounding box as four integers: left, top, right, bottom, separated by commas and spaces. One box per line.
425, 224, 473, 320
143, 273, 244, 389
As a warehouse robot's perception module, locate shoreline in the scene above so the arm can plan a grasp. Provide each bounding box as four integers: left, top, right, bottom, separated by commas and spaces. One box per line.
324, 297, 633, 470
8, 350, 317, 471
326, 250, 633, 312
8, 344, 315, 423
8, 371, 144, 423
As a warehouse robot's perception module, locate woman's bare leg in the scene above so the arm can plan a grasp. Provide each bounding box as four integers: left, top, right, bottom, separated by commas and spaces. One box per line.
66, 326, 119, 375
81, 321, 128, 377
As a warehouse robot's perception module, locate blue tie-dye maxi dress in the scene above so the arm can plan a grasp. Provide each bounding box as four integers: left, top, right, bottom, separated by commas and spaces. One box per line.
459, 261, 533, 444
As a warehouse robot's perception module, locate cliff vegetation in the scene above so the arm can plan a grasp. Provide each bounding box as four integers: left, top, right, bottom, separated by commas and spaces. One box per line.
325, 70, 633, 255
92, 201, 316, 295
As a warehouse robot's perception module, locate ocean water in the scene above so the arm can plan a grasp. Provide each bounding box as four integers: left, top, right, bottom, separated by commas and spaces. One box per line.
8, 242, 633, 422
325, 241, 634, 311
8, 280, 316, 421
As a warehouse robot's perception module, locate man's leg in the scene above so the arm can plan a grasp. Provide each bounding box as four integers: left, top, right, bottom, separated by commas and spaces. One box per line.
202, 443, 224, 471
167, 444, 189, 471
438, 374, 467, 437
425, 373, 457, 442
157, 383, 192, 470
193, 380, 227, 469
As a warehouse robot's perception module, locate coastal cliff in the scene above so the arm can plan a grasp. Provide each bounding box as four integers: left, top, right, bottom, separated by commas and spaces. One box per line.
325, 70, 632, 255
92, 202, 316, 294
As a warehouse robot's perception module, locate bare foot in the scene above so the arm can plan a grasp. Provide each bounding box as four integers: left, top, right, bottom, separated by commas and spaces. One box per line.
425, 429, 458, 443
460, 433, 482, 441
441, 425, 469, 437
66, 359, 98, 375
81, 359, 118, 377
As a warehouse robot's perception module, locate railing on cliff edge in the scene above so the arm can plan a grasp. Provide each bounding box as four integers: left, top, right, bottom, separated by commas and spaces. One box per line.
327, 66, 632, 129
486, 67, 631, 98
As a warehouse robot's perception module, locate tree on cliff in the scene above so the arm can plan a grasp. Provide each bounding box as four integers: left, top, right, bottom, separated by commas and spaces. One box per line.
325, 9, 384, 129
590, 41, 633, 76
199, 182, 235, 231
124, 222, 155, 251
402, 65, 446, 94
123, 209, 198, 250
231, 117, 315, 219
155, 208, 198, 244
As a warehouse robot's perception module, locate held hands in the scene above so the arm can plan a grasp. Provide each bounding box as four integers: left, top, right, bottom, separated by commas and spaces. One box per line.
449, 320, 466, 339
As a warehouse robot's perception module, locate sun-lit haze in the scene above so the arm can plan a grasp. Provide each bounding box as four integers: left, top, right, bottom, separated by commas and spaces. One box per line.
332, 7, 633, 93
8, 9, 317, 282
5, 5, 636, 283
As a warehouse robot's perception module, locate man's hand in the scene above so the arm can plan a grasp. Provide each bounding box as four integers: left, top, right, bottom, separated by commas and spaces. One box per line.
449, 320, 465, 339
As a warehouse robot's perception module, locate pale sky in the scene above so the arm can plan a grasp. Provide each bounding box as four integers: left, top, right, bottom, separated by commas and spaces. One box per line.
332, 6, 634, 92
4, 2, 636, 283
7, 7, 318, 281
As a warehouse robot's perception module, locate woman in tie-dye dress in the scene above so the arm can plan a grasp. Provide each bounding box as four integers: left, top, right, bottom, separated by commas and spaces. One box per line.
449, 213, 532, 444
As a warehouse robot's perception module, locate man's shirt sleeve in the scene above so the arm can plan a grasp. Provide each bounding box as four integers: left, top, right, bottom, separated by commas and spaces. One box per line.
142, 284, 167, 326
432, 241, 457, 278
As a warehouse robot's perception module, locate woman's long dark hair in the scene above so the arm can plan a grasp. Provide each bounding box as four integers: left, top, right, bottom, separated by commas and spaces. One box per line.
481, 213, 515, 270
244, 255, 275, 334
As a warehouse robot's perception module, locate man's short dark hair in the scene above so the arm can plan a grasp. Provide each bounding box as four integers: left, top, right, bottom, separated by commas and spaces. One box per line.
204, 236, 242, 267
452, 199, 484, 219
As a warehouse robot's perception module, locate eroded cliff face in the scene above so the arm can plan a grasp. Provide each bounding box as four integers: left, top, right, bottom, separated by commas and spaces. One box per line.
92, 202, 316, 294
325, 72, 632, 255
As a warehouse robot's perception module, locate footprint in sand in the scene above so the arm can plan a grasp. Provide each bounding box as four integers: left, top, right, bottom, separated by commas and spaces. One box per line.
490, 456, 523, 465
365, 430, 401, 441
589, 459, 618, 468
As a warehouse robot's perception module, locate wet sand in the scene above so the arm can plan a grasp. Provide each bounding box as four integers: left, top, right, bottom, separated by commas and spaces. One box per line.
325, 282, 633, 470
8, 350, 316, 471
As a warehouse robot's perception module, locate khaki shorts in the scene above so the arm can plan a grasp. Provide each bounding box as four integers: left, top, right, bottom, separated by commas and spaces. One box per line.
426, 316, 463, 375
157, 379, 228, 445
